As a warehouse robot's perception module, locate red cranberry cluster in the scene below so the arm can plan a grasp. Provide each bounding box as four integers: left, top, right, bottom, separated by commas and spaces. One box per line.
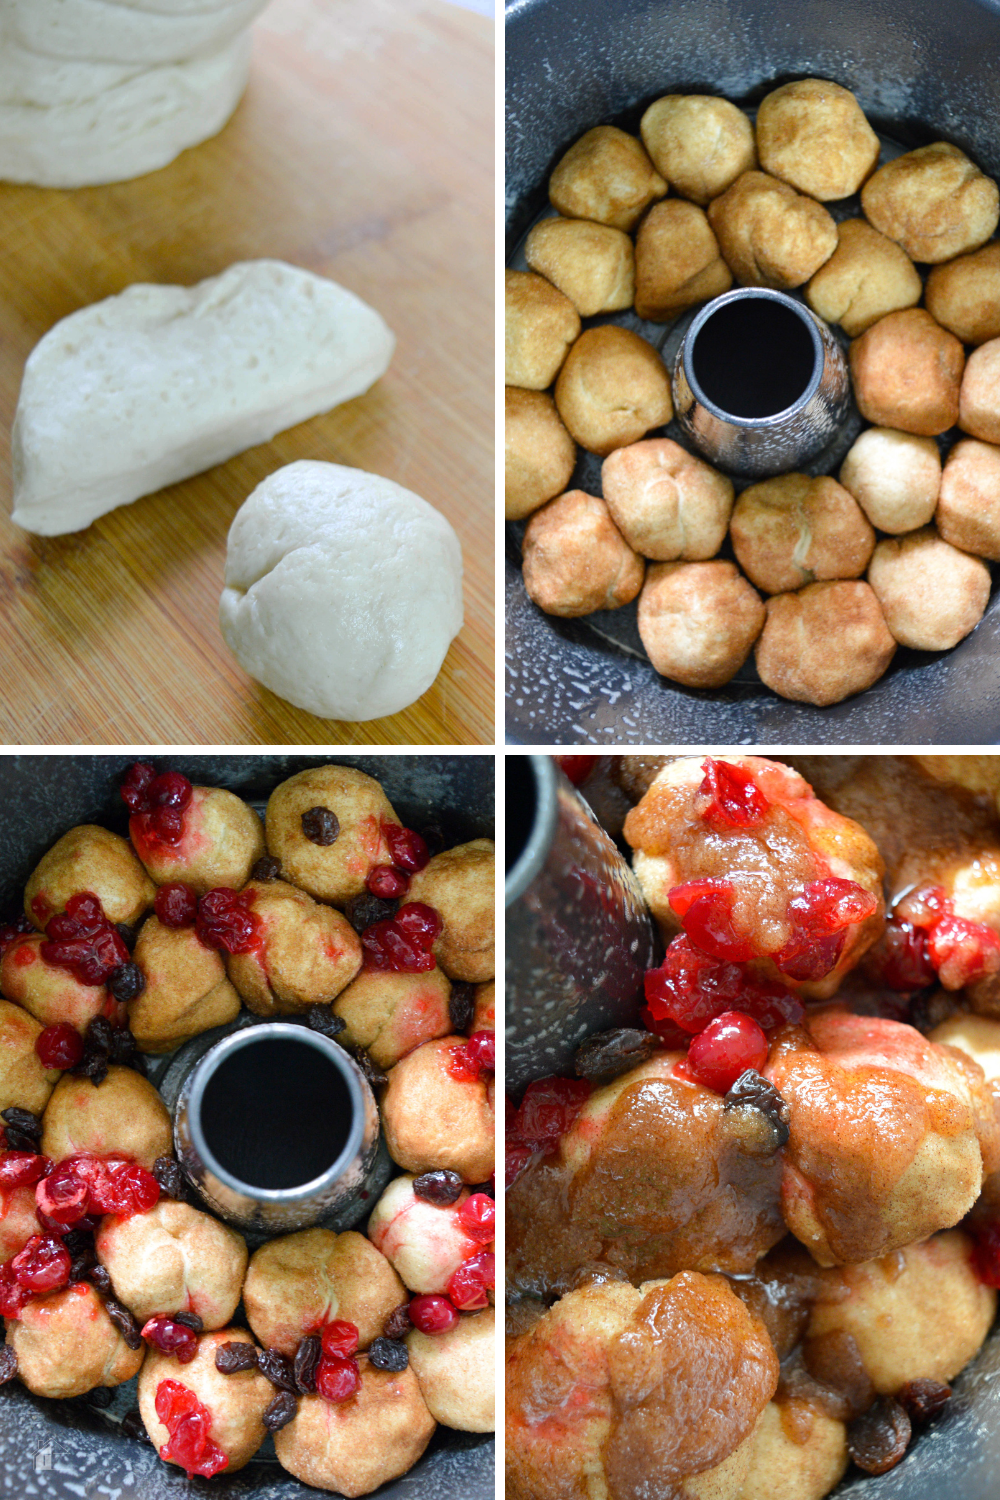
142, 1314, 200, 1363
195, 888, 260, 955
554, 755, 595, 787
361, 902, 441, 973
643, 936, 804, 1046
35, 1152, 159, 1231
364, 822, 432, 901
155, 883, 198, 928
695, 758, 769, 831
873, 883, 1000, 992
448, 1030, 495, 1081
35, 1023, 86, 1070
155, 1379, 228, 1478
505, 1078, 592, 1188
38, 891, 130, 987
316, 1319, 361, 1402
121, 764, 194, 847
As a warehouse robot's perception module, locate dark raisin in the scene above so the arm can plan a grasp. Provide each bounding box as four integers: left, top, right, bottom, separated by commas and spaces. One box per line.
108, 1026, 138, 1063
263, 1391, 298, 1432
348, 1046, 387, 1089
105, 1298, 142, 1350
126, 1051, 148, 1077
897, 1378, 952, 1425
574, 1028, 658, 1084
152, 1157, 186, 1200
368, 1337, 408, 1373
251, 856, 282, 882
344, 893, 398, 934
258, 1348, 298, 1394
722, 1069, 791, 1152
383, 1304, 412, 1341
108, 964, 145, 1004
448, 983, 475, 1033
172, 1311, 203, 1332
3, 1127, 38, 1152
301, 807, 340, 846
306, 1004, 346, 1039
115, 924, 138, 951
420, 823, 446, 857
88, 1265, 113, 1296
86, 1385, 113, 1409
73, 1052, 109, 1087
294, 1334, 321, 1394
1, 1108, 41, 1139
413, 1170, 464, 1206
63, 1228, 96, 1260
86, 1016, 114, 1054
848, 1397, 911, 1474
121, 1409, 151, 1443
69, 1254, 96, 1284
0, 1345, 16, 1385
908, 988, 956, 1035
215, 1342, 260, 1375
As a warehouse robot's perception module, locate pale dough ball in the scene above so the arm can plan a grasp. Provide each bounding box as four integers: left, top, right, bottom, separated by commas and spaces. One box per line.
838, 426, 941, 533
225, 879, 362, 1016
926, 242, 1000, 345
138, 1327, 272, 1475
741, 1400, 847, 1500
406, 840, 495, 982
505, 387, 577, 521
0, 933, 119, 1032
333, 965, 452, 1069
472, 980, 495, 1032
805, 217, 922, 337
554, 326, 673, 456
868, 529, 990, 651
931, 1013, 1000, 1082
707, 170, 837, 289
548, 125, 667, 231
368, 1174, 480, 1293
861, 141, 1000, 262
521, 490, 645, 617
505, 269, 581, 388
264, 764, 400, 906
937, 438, 1000, 560
0, 998, 60, 1115
755, 581, 896, 706
220, 461, 463, 722
41, 1065, 172, 1167
959, 337, 1000, 444
634, 200, 732, 320
381, 1036, 494, 1182
731, 473, 876, 595
602, 438, 734, 560
756, 78, 880, 200
96, 1199, 247, 1328
129, 784, 264, 893
524, 216, 635, 317
0, 1184, 42, 1263
637, 560, 765, 688
130, 916, 240, 1053
24, 825, 155, 929
849, 308, 964, 435
640, 94, 756, 206
408, 1306, 494, 1431
7, 1283, 143, 1399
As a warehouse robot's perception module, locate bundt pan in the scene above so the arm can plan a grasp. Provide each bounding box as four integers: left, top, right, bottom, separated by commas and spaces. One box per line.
505, 0, 1000, 745
0, 755, 494, 1500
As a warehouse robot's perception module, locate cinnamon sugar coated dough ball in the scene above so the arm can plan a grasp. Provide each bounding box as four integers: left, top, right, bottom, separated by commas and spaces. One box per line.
472, 979, 494, 1031
96, 1199, 247, 1328
634, 200, 732, 320
554, 325, 673, 456
524, 216, 635, 317
225, 879, 361, 1016
130, 916, 240, 1053
274, 1365, 436, 1497
756, 78, 880, 200
381, 1036, 494, 1182
368, 1175, 482, 1294
731, 473, 876, 595
868, 529, 990, 651
504, 270, 580, 390
408, 1305, 495, 1430
640, 94, 756, 206
602, 438, 734, 561
548, 125, 667, 231
139, 1327, 272, 1475
0, 1184, 42, 1264
741, 1400, 847, 1500
926, 243, 1000, 345
25, 825, 155, 929
637, 561, 765, 688
959, 338, 1000, 443
243, 1228, 405, 1357
0, 934, 119, 1032
333, 966, 452, 1069
937, 438, 1000, 560
755, 581, 896, 706
849, 309, 964, 435
7, 1284, 144, 1399
521, 491, 644, 618
41, 1066, 172, 1167
129, 785, 264, 894
406, 840, 495, 982
707, 171, 837, 289
265, 765, 400, 906
504, 388, 576, 521
838, 427, 941, 533
0, 999, 59, 1114
805, 218, 922, 337
861, 141, 999, 262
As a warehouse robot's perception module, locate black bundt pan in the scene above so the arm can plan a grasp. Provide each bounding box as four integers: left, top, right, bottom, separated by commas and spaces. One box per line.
505, 0, 1000, 745
0, 755, 494, 1500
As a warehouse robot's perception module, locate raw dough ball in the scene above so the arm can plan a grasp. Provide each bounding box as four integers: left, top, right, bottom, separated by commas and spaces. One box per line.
731, 473, 876, 595
333, 966, 452, 1069
634, 200, 732, 320
0, 934, 120, 1032
408, 1305, 494, 1431
640, 94, 756, 206
0, 1184, 42, 1264
138, 1326, 272, 1475
381, 1037, 494, 1182
755, 581, 896, 706
264, 765, 401, 906
554, 326, 673, 456
741, 1400, 847, 1500
0, 999, 60, 1115
838, 427, 941, 533
849, 308, 964, 435
225, 879, 362, 1016
937, 438, 1000, 560
805, 218, 922, 337
130, 917, 240, 1053
926, 243, 1000, 345
548, 125, 667, 231
959, 337, 1000, 444
524, 217, 635, 317
6, 1283, 143, 1399
868, 529, 990, 651
406, 840, 495, 982
6, 0, 267, 67
637, 560, 765, 688
24, 826, 155, 930
521, 490, 645, 617
861, 141, 1000, 263
274, 1365, 436, 1498
368, 1175, 485, 1294
129, 785, 264, 894
220, 461, 463, 722
504, 387, 577, 521
505, 269, 581, 389
707, 171, 838, 289
603, 438, 734, 562
96, 1199, 247, 1328
756, 78, 880, 200
243, 1228, 405, 1357
41, 1066, 172, 1167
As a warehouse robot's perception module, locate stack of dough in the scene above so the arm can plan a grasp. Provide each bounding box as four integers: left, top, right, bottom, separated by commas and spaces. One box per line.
0, 0, 272, 187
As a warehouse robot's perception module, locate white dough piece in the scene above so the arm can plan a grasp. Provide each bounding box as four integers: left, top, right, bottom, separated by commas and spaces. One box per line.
4, 0, 270, 66
219, 461, 464, 722
12, 260, 395, 535
0, 43, 145, 107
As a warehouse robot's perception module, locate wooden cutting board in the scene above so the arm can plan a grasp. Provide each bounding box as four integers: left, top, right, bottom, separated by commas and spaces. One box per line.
0, 0, 493, 747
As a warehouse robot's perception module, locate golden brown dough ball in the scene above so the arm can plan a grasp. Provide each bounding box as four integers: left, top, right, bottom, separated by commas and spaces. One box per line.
601, 438, 731, 561
225, 879, 361, 1017
554, 325, 673, 455
504, 269, 581, 390
755, 581, 896, 705
634, 200, 732, 320
41, 1066, 172, 1167
24, 826, 155, 930
640, 94, 756, 206
505, 387, 577, 522
756, 78, 880, 200
139, 1327, 272, 1475
408, 1305, 495, 1431
731, 473, 876, 595
130, 916, 240, 1053
805, 217, 921, 337
521, 490, 645, 617
7, 1283, 143, 1398
381, 1036, 494, 1182
959, 337, 1000, 444
129, 786, 264, 895
264, 765, 400, 906
406, 840, 495, 983
937, 438, 1000, 560
548, 124, 667, 231
367, 1174, 481, 1293
333, 965, 452, 1069
0, 998, 60, 1114
524, 216, 635, 316
96, 1199, 247, 1328
849, 308, 964, 435
861, 141, 999, 262
838, 426, 941, 533
741, 1400, 847, 1500
0, 1184, 42, 1263
707, 170, 837, 289
1, 934, 119, 1032
636, 560, 765, 688
926, 242, 1000, 345
471, 979, 494, 1032
868, 528, 990, 651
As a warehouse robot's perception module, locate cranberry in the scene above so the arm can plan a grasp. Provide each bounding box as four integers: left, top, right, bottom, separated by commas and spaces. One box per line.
0, 1152, 52, 1189
40, 896, 129, 988
36, 1162, 89, 1227
155, 884, 199, 928
554, 755, 595, 786
448, 1250, 494, 1310
361, 902, 441, 973
697, 758, 769, 830
448, 1032, 495, 1081
142, 1316, 200, 1363
382, 823, 431, 874
505, 1139, 532, 1189
685, 1012, 769, 1095
105, 1162, 160, 1218
12, 1234, 71, 1293
668, 880, 754, 963
643, 936, 803, 1036
928, 913, 1000, 990
0, 913, 33, 958
149, 772, 192, 811
120, 763, 157, 813
971, 1221, 1000, 1287
513, 1077, 591, 1151
773, 878, 878, 981
0, 1262, 31, 1318
408, 1294, 460, 1334
457, 1193, 495, 1244
320, 1321, 359, 1358
872, 919, 936, 991
366, 866, 410, 900
315, 1355, 360, 1403
196, 889, 259, 955
154, 1379, 228, 1478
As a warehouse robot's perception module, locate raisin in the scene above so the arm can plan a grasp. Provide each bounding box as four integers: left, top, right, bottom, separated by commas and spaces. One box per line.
367, 1337, 408, 1373
108, 964, 145, 1004
420, 823, 446, 857
121, 1409, 151, 1443
907, 989, 956, 1035
723, 1069, 790, 1151
897, 1378, 951, 1425
348, 1046, 387, 1089
0, 1345, 15, 1385
301, 807, 340, 846
69, 1253, 96, 1284
105, 1298, 143, 1350
107, 1026, 138, 1063
115, 924, 138, 951
85, 1385, 113, 1409
258, 1348, 298, 1394
2, 1127, 38, 1153
87, 1265, 113, 1296
152, 1156, 186, 1200
294, 1334, 322, 1394
263, 1392, 298, 1432
73, 1052, 109, 1087
251, 856, 282, 882
383, 1304, 412, 1341
306, 1004, 346, 1040
848, 1397, 911, 1474
413, 1170, 464, 1206
344, 893, 398, 934
63, 1228, 95, 1260
86, 1017, 114, 1054
172, 1311, 203, 1332
574, 1028, 658, 1084
1, 1108, 41, 1140
215, 1342, 260, 1375
449, 983, 475, 1032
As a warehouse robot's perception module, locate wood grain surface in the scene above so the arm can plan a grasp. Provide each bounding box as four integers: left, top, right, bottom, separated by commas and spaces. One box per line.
0, 0, 493, 747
